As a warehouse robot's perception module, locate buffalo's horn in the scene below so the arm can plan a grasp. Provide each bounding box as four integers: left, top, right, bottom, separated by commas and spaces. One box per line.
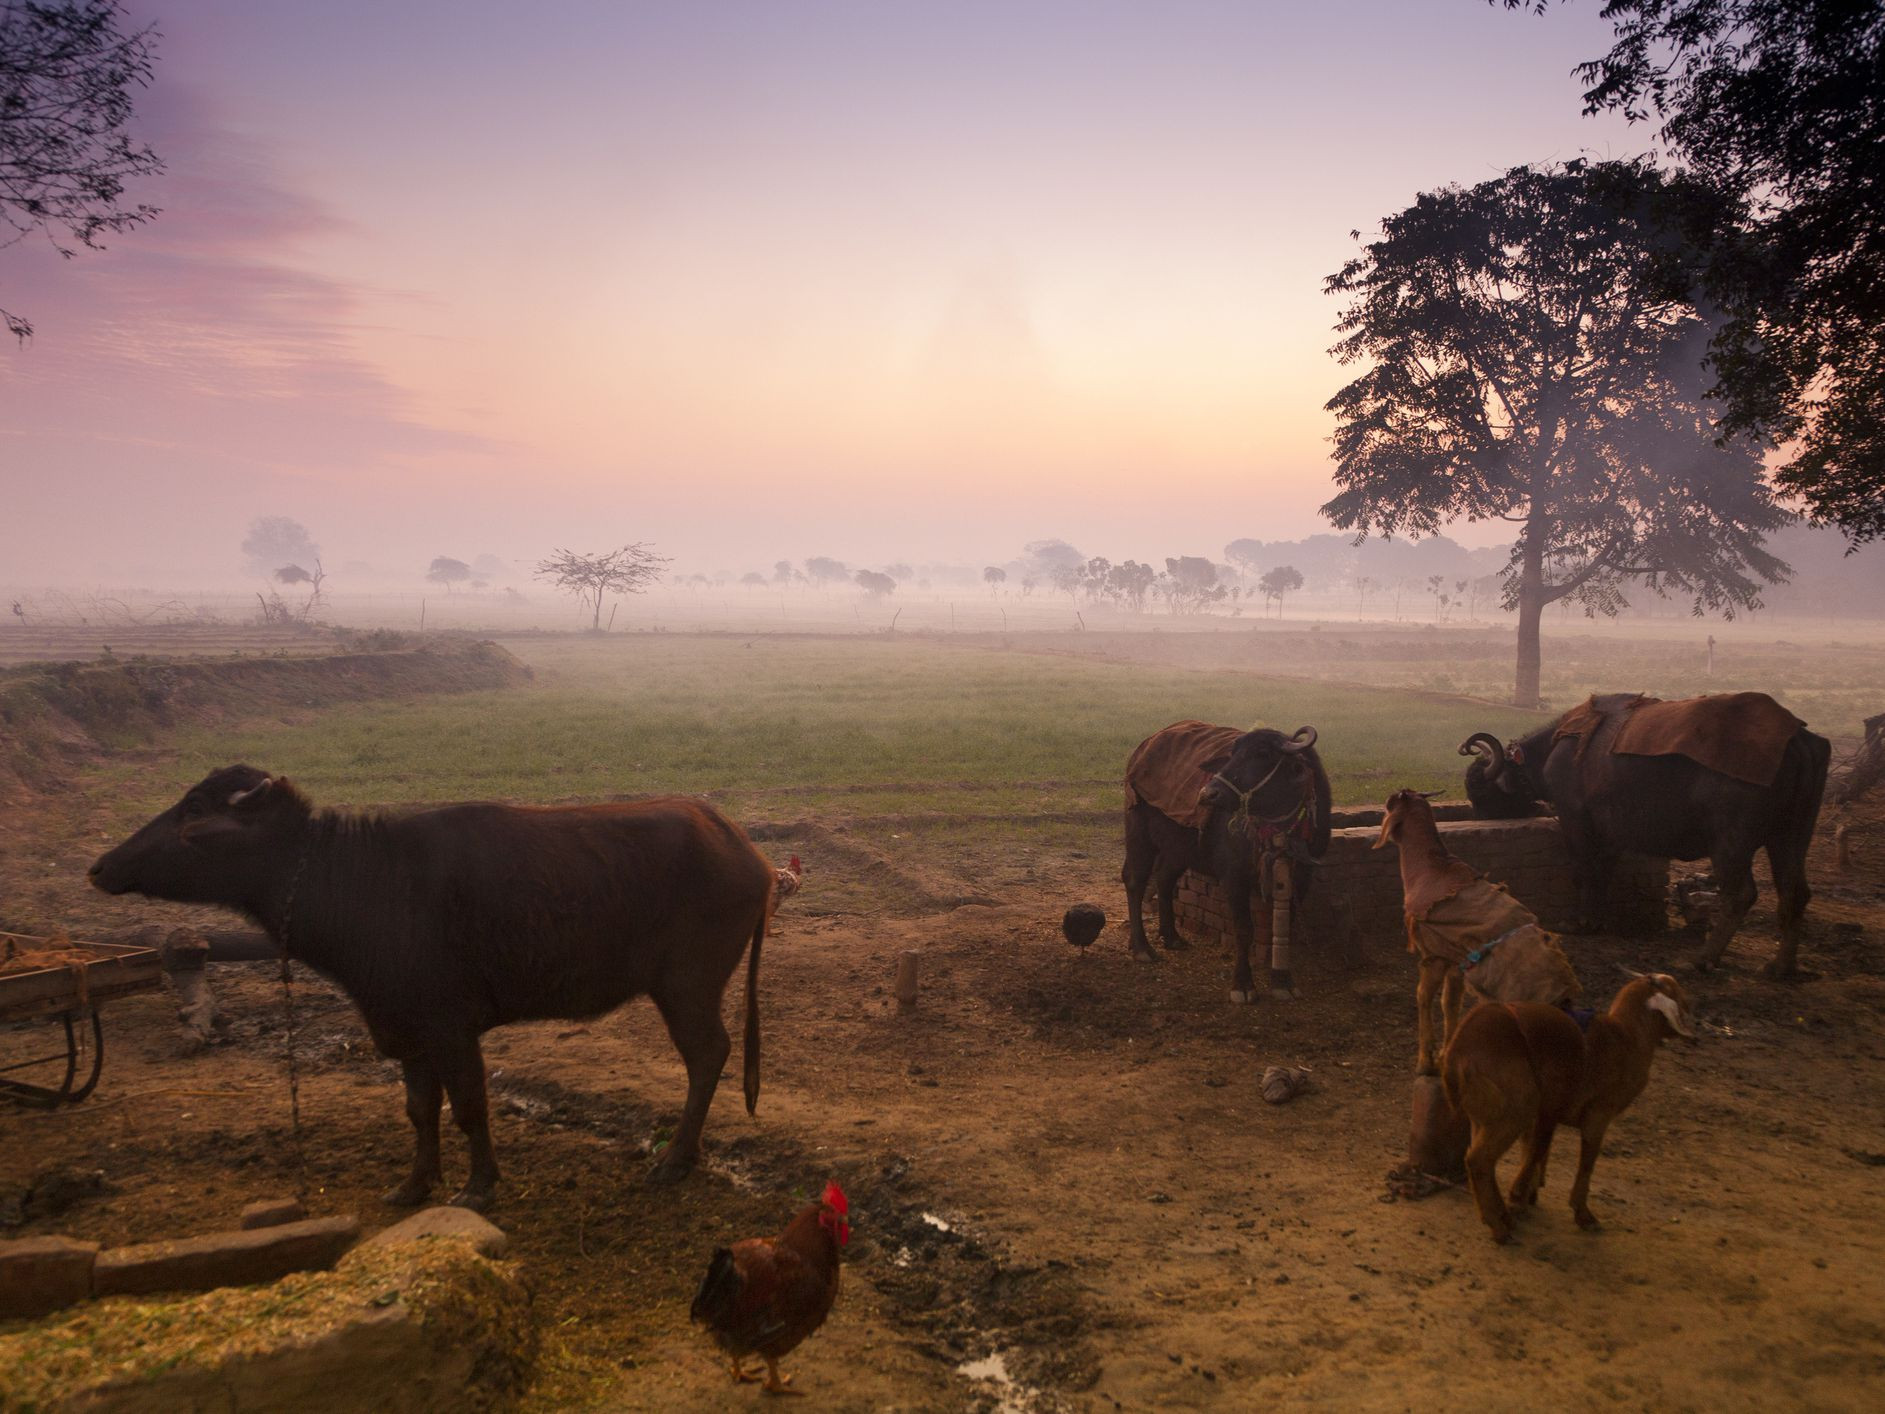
1458, 732, 1507, 770
1283, 725, 1317, 753
228, 776, 274, 806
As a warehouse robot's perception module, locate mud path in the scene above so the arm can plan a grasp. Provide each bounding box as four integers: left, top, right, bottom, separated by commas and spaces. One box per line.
3, 796, 1883, 1410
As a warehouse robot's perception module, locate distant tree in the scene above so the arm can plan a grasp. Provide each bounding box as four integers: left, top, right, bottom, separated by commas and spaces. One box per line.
1223, 538, 1266, 575
1108, 559, 1157, 612
1081, 556, 1112, 601
1323, 158, 1788, 706
426, 556, 471, 592
273, 558, 326, 612
1051, 563, 1083, 599
803, 556, 849, 586
1355, 574, 1379, 619
241, 516, 318, 579
982, 566, 1007, 592
1259, 564, 1304, 616
533, 543, 669, 628
855, 569, 895, 598
884, 563, 913, 582
740, 571, 767, 588
1503, 0, 1885, 544
1019, 574, 1037, 597
1023, 539, 1084, 576
773, 559, 795, 584
1159, 556, 1228, 614
1, 0, 163, 343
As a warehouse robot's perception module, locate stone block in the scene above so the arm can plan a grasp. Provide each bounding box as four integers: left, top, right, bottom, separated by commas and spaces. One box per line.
241, 1198, 308, 1230
93, 1215, 360, 1298
0, 1235, 98, 1318
363, 1206, 509, 1259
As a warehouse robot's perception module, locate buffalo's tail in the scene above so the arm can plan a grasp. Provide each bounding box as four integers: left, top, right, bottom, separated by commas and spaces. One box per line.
742, 914, 764, 1115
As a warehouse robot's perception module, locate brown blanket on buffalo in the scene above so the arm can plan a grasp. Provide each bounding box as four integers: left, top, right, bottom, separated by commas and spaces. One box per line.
1124, 720, 1246, 829
1612, 692, 1804, 786
1409, 878, 1581, 1007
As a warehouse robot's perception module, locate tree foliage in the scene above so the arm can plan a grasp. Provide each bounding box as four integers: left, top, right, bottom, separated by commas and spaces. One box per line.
854, 569, 895, 598
1259, 565, 1304, 613
1323, 158, 1789, 705
240, 516, 318, 579
802, 556, 848, 585
533, 543, 667, 628
426, 556, 471, 591
1504, 0, 1885, 542
1, 0, 163, 342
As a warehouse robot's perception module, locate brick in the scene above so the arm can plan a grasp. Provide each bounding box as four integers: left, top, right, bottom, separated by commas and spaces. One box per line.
0, 1235, 98, 1318
93, 1215, 360, 1297
241, 1198, 308, 1230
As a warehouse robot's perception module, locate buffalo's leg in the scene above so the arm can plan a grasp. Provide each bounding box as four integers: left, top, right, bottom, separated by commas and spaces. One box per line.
1764, 838, 1811, 979
386, 1058, 443, 1207
1155, 857, 1191, 951
1226, 873, 1258, 1003
1696, 852, 1757, 971
649, 985, 732, 1185
1122, 816, 1159, 962
437, 1037, 499, 1211
1568, 1118, 1612, 1230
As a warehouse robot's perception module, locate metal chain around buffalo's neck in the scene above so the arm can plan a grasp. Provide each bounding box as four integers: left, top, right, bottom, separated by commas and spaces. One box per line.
277, 838, 312, 1206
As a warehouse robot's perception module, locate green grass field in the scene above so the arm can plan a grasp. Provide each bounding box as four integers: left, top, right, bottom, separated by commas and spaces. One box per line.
104, 635, 1539, 825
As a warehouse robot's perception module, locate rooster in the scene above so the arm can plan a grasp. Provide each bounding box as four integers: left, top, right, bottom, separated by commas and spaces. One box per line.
690, 1181, 849, 1395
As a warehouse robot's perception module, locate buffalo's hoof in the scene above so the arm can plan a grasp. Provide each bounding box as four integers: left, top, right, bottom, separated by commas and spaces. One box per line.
1270, 987, 1301, 1002
449, 1186, 496, 1213
647, 1155, 696, 1186
383, 1177, 434, 1208
1129, 945, 1159, 964
1575, 1209, 1600, 1231
1228, 988, 1256, 1004
1161, 936, 1191, 952
1761, 959, 1799, 982
1489, 1228, 1513, 1246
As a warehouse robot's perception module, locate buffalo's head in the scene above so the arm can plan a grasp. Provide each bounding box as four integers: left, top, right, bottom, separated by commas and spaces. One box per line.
89, 765, 310, 907
1198, 725, 1318, 817
1458, 732, 1544, 819
1371, 788, 1439, 850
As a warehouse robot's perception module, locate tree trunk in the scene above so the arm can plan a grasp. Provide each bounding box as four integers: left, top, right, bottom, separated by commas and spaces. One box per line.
1514, 536, 1546, 708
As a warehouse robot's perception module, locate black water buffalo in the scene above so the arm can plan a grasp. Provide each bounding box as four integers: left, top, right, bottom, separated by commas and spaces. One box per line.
90, 765, 780, 1210
1460, 694, 1830, 976
1123, 724, 1332, 1001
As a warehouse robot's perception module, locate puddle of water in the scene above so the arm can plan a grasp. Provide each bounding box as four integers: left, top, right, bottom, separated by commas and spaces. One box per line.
956, 1350, 1039, 1413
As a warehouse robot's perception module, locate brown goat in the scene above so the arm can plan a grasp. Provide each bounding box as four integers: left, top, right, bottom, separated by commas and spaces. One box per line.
1441, 974, 1696, 1243
1375, 789, 1579, 1074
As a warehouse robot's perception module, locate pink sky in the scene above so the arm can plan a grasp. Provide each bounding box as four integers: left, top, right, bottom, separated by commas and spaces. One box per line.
1, 1, 1640, 586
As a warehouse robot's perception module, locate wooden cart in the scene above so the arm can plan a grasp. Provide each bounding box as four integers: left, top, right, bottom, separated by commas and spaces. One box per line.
0, 935, 164, 1107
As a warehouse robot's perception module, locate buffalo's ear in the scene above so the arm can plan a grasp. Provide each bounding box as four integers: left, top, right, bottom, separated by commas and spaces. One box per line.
228, 776, 276, 808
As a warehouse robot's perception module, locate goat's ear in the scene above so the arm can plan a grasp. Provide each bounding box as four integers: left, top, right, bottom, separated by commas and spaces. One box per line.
1647, 990, 1695, 1039
1371, 814, 1396, 850
227, 776, 275, 808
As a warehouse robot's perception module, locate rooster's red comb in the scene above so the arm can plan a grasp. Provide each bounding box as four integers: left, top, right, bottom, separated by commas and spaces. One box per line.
790, 855, 801, 873
822, 1181, 848, 1216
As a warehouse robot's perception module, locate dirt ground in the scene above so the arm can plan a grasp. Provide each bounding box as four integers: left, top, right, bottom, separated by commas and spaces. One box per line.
4, 773, 1883, 1412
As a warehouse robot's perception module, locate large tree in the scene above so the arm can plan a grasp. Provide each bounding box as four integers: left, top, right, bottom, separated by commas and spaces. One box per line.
535, 543, 668, 628
240, 515, 318, 579
1323, 159, 1788, 706
1504, 0, 1885, 543
1, 0, 163, 342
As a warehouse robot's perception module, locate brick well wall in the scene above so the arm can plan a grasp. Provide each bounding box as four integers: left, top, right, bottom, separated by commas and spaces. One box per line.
1170, 806, 1667, 966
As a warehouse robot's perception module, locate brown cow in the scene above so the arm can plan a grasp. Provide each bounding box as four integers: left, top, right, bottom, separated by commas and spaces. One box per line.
90, 765, 779, 1211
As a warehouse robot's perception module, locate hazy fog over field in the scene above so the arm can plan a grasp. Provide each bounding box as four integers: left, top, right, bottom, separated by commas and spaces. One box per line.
3, 0, 1658, 589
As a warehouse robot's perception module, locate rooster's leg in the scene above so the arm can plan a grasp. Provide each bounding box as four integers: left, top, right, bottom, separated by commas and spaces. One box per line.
729, 1357, 760, 1384
762, 1359, 804, 1396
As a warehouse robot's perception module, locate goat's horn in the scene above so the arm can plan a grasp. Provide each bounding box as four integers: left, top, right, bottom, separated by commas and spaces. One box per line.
1283, 725, 1317, 753
1615, 963, 1645, 979
228, 776, 275, 806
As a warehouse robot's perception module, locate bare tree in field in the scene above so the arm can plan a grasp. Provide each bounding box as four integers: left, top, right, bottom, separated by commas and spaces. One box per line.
274, 558, 326, 614
2, 0, 164, 343
535, 543, 669, 629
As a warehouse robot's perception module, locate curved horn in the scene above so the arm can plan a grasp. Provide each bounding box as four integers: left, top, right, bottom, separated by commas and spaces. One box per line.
1458, 732, 1507, 770
1282, 725, 1317, 753
227, 776, 275, 807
